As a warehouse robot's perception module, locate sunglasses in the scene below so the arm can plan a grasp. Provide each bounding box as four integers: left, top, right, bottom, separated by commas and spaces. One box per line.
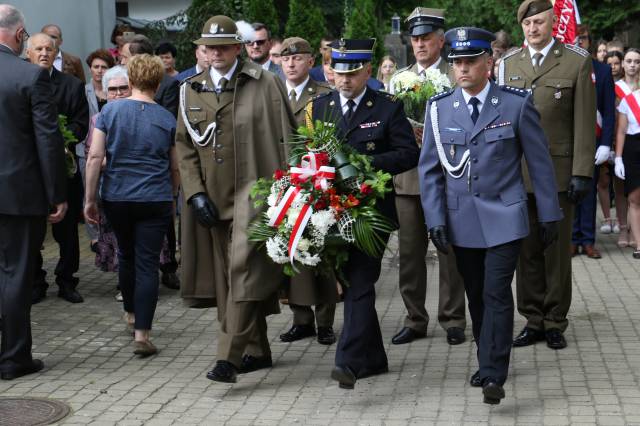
107, 85, 130, 94
247, 39, 268, 47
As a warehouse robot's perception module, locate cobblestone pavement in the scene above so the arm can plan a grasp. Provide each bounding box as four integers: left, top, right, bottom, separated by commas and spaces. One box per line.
1, 222, 640, 425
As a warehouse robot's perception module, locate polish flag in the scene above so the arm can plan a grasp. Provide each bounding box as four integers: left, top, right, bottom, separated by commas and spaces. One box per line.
552, 0, 581, 44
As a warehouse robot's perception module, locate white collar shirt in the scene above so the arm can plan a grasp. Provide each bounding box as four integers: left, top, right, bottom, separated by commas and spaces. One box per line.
528, 38, 555, 67
416, 57, 442, 76
261, 59, 272, 71
340, 88, 367, 115
53, 50, 63, 72
461, 80, 491, 116
286, 76, 310, 101
209, 59, 238, 89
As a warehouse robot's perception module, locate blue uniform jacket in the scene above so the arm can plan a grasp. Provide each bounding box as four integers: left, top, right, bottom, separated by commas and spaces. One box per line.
593, 59, 616, 148
419, 82, 563, 248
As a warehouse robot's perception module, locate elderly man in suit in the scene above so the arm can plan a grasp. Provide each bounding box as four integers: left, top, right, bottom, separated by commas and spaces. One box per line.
311, 38, 418, 389
278, 37, 338, 345
28, 32, 89, 305
387, 7, 467, 347
41, 24, 85, 83
498, 0, 596, 350
0, 4, 67, 380
420, 27, 562, 404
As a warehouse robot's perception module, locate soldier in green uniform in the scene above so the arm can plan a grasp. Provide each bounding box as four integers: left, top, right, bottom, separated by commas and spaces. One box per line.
498, 0, 596, 349
277, 37, 339, 345
387, 7, 467, 346
176, 15, 297, 383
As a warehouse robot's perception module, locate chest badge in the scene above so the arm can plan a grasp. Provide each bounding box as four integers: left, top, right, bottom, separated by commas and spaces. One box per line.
329, 100, 336, 107
491, 96, 499, 105
554, 90, 562, 100
366, 142, 376, 151
366, 100, 373, 107
453, 100, 460, 109
449, 145, 456, 158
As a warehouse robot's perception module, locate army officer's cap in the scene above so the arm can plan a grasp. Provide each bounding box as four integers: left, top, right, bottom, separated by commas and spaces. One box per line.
517, 0, 553, 23
280, 37, 312, 57
445, 27, 496, 59
329, 38, 376, 74
193, 15, 243, 46
406, 7, 445, 37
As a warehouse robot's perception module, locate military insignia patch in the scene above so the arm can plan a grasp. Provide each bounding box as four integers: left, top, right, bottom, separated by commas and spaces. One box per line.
339, 38, 346, 53
453, 100, 460, 108
329, 100, 336, 106
366, 100, 373, 107
210, 23, 219, 34
554, 91, 562, 100
491, 96, 498, 105
457, 28, 467, 41
248, 69, 257, 76
366, 142, 376, 151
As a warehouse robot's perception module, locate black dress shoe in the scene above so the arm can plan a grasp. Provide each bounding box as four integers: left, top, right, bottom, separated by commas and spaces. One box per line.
161, 272, 180, 290
1, 359, 44, 380
482, 379, 505, 405
206, 360, 238, 383
331, 365, 357, 389
279, 324, 316, 342
57, 284, 84, 303
238, 354, 273, 374
32, 286, 47, 305
391, 327, 426, 345
317, 326, 336, 345
470, 370, 481, 387
512, 327, 545, 347
446, 327, 466, 345
545, 328, 567, 349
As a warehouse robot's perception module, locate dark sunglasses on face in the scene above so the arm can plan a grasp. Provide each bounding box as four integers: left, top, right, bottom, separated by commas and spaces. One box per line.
107, 85, 130, 94
247, 39, 268, 47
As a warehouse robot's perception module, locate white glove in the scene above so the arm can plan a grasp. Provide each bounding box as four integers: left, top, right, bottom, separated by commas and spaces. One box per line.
614, 157, 625, 180
594, 145, 611, 165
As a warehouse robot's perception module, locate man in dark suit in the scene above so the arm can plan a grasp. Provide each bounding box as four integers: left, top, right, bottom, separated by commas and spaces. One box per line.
311, 39, 418, 389
0, 4, 68, 380
41, 24, 86, 83
28, 33, 88, 304
420, 27, 562, 404
176, 44, 210, 82
245, 22, 285, 81
571, 25, 616, 258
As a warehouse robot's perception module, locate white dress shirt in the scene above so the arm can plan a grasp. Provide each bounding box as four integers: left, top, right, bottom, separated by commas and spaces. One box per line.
209, 59, 238, 89
618, 92, 640, 135
53, 50, 63, 72
461, 80, 491, 116
261, 59, 272, 71
339, 88, 367, 115
416, 57, 442, 75
528, 38, 555, 67
286, 77, 310, 101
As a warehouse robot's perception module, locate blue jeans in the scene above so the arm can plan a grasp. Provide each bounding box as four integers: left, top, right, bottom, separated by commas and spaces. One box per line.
103, 201, 172, 330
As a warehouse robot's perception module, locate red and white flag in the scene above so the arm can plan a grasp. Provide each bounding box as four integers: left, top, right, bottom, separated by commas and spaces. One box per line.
552, 0, 581, 44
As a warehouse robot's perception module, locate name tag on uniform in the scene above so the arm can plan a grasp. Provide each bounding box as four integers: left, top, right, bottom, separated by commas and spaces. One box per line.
443, 127, 463, 132
188, 107, 202, 111
484, 121, 511, 130
359, 121, 381, 129
509, 76, 522, 81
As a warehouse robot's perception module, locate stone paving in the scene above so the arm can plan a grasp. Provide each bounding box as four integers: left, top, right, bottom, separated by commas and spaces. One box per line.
1, 222, 640, 425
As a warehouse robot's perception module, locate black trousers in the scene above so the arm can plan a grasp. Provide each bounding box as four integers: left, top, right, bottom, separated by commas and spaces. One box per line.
0, 214, 46, 372
34, 173, 82, 288
453, 239, 522, 385
103, 201, 172, 330
335, 239, 389, 377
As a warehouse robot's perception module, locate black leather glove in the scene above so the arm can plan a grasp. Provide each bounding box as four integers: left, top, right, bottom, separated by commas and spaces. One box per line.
188, 193, 219, 228
567, 176, 592, 204
429, 225, 450, 254
539, 221, 559, 250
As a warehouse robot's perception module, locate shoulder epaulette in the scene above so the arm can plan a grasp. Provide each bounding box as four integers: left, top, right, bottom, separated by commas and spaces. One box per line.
311, 91, 332, 102
428, 89, 454, 104
500, 85, 528, 97
392, 65, 412, 77
564, 44, 589, 57
502, 47, 522, 62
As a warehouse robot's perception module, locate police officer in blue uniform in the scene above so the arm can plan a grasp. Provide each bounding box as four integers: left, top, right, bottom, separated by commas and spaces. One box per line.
310, 38, 418, 389
419, 27, 562, 404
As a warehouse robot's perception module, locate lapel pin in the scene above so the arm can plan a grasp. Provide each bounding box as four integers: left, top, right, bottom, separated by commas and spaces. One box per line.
453, 100, 460, 108
491, 96, 499, 105
366, 142, 376, 151
329, 100, 335, 106
366, 100, 373, 107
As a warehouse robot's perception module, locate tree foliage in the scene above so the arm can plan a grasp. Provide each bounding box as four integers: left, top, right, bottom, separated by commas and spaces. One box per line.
285, 0, 327, 53
244, 0, 281, 36
344, 0, 385, 67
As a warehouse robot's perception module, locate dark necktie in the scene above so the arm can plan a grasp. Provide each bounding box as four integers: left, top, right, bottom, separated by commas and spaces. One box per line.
289, 89, 297, 102
345, 99, 356, 122
469, 97, 480, 124
533, 52, 543, 72
218, 77, 228, 93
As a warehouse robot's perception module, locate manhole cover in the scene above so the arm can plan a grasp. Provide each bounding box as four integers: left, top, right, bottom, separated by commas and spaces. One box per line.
0, 397, 70, 426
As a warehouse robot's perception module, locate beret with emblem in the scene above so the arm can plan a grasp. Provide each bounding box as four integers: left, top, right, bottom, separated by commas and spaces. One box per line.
280, 37, 312, 56
406, 7, 445, 37
517, 0, 553, 23
193, 15, 243, 46
444, 27, 495, 59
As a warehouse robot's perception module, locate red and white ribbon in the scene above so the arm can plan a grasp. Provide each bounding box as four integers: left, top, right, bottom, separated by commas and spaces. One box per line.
287, 203, 313, 270
290, 153, 335, 191
268, 186, 302, 227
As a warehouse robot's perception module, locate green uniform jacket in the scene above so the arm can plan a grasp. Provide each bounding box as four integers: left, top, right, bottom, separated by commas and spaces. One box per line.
176, 60, 298, 303
498, 39, 596, 192
389, 59, 453, 195
290, 78, 332, 126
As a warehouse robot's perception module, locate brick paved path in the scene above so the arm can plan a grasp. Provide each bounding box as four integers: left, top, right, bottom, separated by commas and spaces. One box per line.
1, 224, 639, 425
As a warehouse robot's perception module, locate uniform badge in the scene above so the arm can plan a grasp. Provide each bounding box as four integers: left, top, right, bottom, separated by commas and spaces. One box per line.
554, 90, 562, 100
457, 28, 467, 41
360, 121, 380, 128
210, 23, 219, 34
248, 69, 257, 76
491, 96, 499, 105
290, 44, 298, 54
453, 100, 460, 108
366, 142, 376, 151
509, 76, 522, 81
308, 87, 314, 93
339, 38, 346, 53
329, 100, 335, 106
449, 145, 456, 158
554, 49, 560, 55
366, 100, 373, 107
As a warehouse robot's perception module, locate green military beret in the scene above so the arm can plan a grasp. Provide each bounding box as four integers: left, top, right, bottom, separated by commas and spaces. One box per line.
517, 0, 553, 23
280, 37, 312, 56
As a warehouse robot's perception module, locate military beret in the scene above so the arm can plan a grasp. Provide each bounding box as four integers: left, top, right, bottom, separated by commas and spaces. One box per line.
517, 0, 553, 23
280, 37, 312, 56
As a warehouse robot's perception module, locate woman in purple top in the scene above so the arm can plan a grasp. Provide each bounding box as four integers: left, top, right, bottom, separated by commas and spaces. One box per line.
85, 54, 180, 356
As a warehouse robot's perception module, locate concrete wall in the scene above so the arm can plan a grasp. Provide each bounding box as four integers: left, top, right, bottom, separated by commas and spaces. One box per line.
8, 0, 116, 78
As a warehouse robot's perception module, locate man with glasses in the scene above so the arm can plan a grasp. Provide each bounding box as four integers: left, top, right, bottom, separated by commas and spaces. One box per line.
0, 4, 67, 380
245, 22, 284, 80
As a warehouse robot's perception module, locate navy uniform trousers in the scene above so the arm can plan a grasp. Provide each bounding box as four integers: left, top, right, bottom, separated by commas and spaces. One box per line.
453, 239, 521, 385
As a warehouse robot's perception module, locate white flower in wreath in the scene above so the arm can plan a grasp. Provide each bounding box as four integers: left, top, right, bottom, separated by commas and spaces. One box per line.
310, 209, 337, 235
297, 238, 311, 252
266, 236, 289, 264
286, 207, 302, 227
393, 70, 421, 93
266, 206, 277, 219
267, 192, 278, 207
423, 68, 452, 93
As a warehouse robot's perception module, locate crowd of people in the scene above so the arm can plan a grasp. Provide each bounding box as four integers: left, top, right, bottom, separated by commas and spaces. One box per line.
0, 0, 639, 407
